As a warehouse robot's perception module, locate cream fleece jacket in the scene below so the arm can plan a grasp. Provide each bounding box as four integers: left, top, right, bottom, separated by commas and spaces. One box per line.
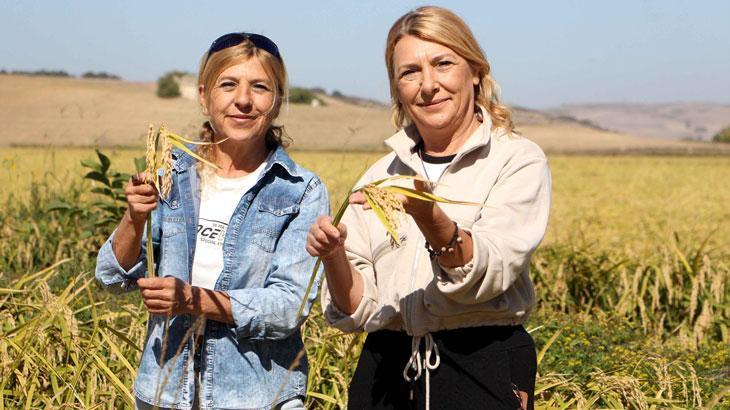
322, 113, 551, 336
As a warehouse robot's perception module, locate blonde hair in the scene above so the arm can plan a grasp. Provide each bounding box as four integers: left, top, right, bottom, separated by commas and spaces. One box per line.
385, 6, 514, 133
195, 39, 290, 178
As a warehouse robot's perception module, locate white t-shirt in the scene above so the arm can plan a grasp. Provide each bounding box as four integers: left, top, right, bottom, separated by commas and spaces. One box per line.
419, 151, 456, 183
191, 162, 267, 290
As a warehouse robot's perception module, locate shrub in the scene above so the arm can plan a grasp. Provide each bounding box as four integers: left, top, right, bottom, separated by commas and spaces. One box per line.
712, 127, 730, 143
289, 87, 315, 104
157, 72, 180, 98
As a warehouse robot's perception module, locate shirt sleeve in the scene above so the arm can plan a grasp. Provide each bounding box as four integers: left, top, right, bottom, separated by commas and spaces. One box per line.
95, 207, 161, 293
227, 176, 330, 340
436, 154, 551, 303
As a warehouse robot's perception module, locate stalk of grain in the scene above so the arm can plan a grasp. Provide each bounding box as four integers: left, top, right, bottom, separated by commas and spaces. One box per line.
144, 125, 157, 278
143, 124, 221, 278
295, 175, 481, 321
140, 124, 222, 403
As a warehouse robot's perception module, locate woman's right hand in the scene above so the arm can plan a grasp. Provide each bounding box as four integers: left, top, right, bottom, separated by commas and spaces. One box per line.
124, 172, 159, 226
112, 172, 159, 270
306, 216, 347, 260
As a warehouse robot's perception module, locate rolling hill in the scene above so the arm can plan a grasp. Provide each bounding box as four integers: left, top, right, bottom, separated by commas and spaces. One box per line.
1, 75, 727, 155
550, 102, 730, 141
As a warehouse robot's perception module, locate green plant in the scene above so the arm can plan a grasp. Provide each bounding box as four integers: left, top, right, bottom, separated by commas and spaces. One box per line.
46, 150, 131, 229
157, 72, 180, 98
289, 87, 316, 104
712, 126, 730, 143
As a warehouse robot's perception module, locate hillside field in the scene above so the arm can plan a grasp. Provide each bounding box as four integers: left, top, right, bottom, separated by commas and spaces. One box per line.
3, 75, 729, 154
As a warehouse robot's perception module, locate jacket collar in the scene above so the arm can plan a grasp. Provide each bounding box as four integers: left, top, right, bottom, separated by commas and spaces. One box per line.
171, 144, 301, 178
384, 105, 497, 174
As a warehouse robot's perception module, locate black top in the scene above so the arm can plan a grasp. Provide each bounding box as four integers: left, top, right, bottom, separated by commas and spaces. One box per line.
419, 151, 456, 164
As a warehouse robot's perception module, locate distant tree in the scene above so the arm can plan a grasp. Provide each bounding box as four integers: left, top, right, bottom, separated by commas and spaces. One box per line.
712, 127, 730, 143
157, 72, 180, 98
289, 87, 315, 104
82, 71, 121, 80
331, 90, 344, 98
10, 69, 71, 77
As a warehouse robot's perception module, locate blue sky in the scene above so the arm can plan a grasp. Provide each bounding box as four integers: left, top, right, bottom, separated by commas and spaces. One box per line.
2, 1, 728, 108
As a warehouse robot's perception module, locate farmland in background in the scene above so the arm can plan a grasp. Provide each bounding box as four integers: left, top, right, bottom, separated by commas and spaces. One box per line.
1, 73, 728, 409
3, 75, 730, 155
1, 147, 728, 408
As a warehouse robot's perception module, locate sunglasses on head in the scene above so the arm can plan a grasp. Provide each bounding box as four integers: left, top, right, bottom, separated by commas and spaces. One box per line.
204, 32, 282, 66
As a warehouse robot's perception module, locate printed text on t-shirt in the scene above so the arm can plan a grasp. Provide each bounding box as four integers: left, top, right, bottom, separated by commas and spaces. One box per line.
197, 218, 227, 246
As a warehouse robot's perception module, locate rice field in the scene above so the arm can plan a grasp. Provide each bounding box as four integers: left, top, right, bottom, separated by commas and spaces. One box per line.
1, 147, 728, 408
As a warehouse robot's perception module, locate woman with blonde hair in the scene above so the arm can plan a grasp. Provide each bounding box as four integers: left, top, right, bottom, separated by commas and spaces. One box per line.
96, 32, 327, 409
307, 6, 550, 409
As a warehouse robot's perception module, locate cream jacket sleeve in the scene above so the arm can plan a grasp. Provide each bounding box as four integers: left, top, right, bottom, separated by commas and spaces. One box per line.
321, 199, 379, 332
437, 152, 551, 303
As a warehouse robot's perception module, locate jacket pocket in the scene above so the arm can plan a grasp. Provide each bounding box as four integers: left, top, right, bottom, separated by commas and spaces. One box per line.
159, 175, 181, 210
250, 204, 299, 252
161, 216, 186, 238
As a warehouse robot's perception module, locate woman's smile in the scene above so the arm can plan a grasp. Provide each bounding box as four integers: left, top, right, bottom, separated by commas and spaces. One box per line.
417, 97, 450, 110
227, 113, 257, 124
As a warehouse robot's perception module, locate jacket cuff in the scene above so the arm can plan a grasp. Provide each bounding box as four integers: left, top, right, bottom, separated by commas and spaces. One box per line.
227, 289, 267, 339
95, 230, 147, 292
322, 269, 376, 333
436, 227, 486, 290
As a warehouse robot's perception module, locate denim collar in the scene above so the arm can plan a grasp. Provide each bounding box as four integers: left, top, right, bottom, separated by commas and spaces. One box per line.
171, 144, 300, 178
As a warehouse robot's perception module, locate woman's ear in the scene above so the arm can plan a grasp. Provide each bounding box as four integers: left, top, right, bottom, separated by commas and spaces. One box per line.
198, 84, 208, 115
471, 67, 480, 87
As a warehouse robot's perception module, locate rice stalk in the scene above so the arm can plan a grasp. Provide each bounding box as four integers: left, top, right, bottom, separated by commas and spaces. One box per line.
139, 125, 221, 407
361, 184, 405, 247
295, 175, 480, 322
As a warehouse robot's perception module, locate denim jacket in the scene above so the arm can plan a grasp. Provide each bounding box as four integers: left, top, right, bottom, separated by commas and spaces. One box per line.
95, 146, 328, 409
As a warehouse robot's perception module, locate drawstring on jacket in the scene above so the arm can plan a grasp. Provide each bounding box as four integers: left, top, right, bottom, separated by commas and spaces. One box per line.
402, 333, 441, 410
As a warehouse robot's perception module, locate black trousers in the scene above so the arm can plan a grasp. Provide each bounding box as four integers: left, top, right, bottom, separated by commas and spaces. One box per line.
348, 326, 536, 410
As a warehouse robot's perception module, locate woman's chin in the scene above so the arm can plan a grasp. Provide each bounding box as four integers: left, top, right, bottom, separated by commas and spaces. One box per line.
414, 117, 454, 132
217, 129, 266, 145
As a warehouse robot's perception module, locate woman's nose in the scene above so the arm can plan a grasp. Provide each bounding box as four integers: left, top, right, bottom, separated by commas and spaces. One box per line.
420, 66, 440, 96
234, 86, 252, 110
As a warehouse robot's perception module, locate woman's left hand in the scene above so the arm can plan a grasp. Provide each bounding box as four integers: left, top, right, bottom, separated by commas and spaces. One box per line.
137, 277, 193, 315
349, 177, 435, 220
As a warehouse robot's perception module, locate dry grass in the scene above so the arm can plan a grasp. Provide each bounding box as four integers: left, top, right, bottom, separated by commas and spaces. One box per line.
3, 148, 729, 253
3, 75, 728, 155
519, 124, 730, 154
546, 155, 730, 253
0, 75, 204, 147
0, 75, 394, 151
1, 148, 728, 408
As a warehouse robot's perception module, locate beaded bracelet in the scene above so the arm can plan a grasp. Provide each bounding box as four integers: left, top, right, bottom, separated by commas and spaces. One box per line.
424, 221, 463, 259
